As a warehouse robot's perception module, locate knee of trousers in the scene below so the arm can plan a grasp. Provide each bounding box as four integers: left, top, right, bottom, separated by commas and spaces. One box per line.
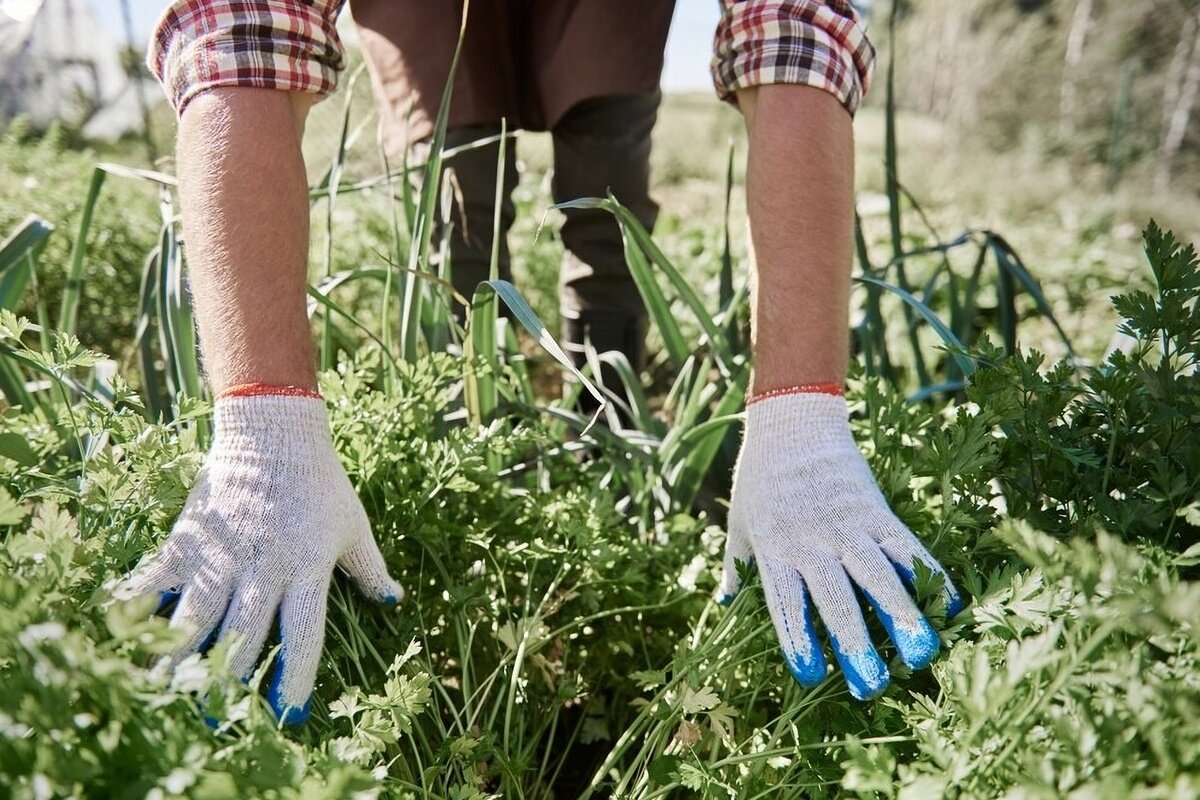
550, 93, 661, 317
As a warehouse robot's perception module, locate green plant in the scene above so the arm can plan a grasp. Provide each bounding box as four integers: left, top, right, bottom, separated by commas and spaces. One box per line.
961, 223, 1200, 548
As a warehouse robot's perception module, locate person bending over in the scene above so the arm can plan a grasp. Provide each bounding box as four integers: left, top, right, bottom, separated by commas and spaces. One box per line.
122, 0, 963, 723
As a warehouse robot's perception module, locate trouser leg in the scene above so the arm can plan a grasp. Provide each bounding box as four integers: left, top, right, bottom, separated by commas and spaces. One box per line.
551, 92, 661, 409
433, 125, 519, 322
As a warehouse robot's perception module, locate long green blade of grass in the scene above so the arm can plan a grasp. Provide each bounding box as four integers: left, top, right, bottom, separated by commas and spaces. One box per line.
60, 167, 106, 336
500, 323, 535, 407
719, 141, 735, 312
0, 354, 34, 409
595, 351, 657, 434
666, 364, 748, 511
987, 232, 1075, 358
464, 120, 507, 427
857, 274, 976, 379
400, 1, 470, 361
617, 202, 734, 369
307, 284, 392, 356
464, 290, 499, 425
0, 216, 53, 311
854, 212, 890, 382
134, 248, 166, 420
552, 197, 690, 370
994, 243, 1018, 355
319, 65, 363, 371
882, 2, 928, 387
473, 279, 603, 409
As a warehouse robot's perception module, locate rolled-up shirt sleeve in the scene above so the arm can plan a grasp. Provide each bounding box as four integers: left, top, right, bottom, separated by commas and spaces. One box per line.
147, 0, 347, 116
711, 0, 876, 116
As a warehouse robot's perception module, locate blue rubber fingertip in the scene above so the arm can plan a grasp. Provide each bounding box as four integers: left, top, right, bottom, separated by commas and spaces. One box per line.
831, 637, 889, 701
784, 648, 827, 687
891, 561, 917, 587
716, 592, 735, 607
861, 588, 940, 671
203, 715, 220, 730
946, 590, 967, 619
274, 697, 312, 726
894, 618, 940, 671
155, 589, 181, 614
198, 628, 220, 656
383, 594, 399, 606
785, 596, 827, 686
266, 656, 312, 726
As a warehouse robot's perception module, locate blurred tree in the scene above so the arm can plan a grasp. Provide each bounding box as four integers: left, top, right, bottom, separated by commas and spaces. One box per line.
1156, 8, 1200, 189
880, 0, 1200, 188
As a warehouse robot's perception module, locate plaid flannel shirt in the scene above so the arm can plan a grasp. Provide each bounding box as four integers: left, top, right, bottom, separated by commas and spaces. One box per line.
712, 0, 874, 114
149, 0, 874, 117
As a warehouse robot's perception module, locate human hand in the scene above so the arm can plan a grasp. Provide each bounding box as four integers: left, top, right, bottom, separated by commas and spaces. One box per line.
118, 389, 402, 723
720, 389, 964, 700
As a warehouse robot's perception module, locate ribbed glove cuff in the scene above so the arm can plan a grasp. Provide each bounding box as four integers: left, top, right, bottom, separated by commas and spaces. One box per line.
212, 395, 334, 459
743, 393, 855, 451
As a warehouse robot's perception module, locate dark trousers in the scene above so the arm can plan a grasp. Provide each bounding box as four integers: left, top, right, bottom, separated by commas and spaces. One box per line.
435, 92, 660, 382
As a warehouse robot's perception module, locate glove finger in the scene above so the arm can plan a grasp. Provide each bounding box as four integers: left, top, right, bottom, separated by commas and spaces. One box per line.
217, 575, 285, 681
874, 523, 966, 618
759, 557, 826, 686
337, 531, 403, 604
117, 551, 186, 611
267, 579, 330, 725
841, 541, 940, 671
166, 568, 234, 663
795, 553, 889, 701
718, 520, 754, 604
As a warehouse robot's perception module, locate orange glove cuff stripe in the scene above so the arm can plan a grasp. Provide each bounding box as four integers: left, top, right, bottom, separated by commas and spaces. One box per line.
217, 382, 323, 401
747, 383, 844, 405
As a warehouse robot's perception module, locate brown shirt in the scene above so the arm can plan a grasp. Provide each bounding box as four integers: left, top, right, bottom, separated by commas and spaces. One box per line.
348, 0, 677, 153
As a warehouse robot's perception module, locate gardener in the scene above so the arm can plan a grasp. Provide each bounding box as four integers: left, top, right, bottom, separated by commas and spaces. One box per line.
123, 0, 964, 723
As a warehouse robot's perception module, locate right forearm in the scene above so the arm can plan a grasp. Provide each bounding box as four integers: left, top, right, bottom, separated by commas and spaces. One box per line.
177, 88, 316, 393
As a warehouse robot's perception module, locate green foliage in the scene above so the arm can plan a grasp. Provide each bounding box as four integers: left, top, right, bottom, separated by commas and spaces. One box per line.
966, 223, 1200, 547
0, 337, 707, 797
0, 124, 157, 356
844, 524, 1200, 800
2, 219, 1199, 797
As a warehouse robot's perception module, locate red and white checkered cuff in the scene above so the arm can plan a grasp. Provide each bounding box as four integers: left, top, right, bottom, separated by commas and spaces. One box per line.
711, 0, 876, 117
147, 0, 348, 116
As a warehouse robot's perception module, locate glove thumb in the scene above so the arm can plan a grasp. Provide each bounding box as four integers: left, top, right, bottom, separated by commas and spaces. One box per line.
338, 530, 404, 605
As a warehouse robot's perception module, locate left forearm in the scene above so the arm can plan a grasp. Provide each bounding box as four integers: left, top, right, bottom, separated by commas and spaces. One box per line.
737, 84, 856, 394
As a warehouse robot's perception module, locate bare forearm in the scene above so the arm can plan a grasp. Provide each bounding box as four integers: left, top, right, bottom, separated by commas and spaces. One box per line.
177, 88, 316, 392
737, 85, 856, 393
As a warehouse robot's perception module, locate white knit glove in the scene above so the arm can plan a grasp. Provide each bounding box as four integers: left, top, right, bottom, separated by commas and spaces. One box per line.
720, 389, 964, 700
118, 390, 403, 724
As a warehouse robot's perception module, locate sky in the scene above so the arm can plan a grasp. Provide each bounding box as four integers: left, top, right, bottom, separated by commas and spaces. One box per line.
7, 0, 722, 93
